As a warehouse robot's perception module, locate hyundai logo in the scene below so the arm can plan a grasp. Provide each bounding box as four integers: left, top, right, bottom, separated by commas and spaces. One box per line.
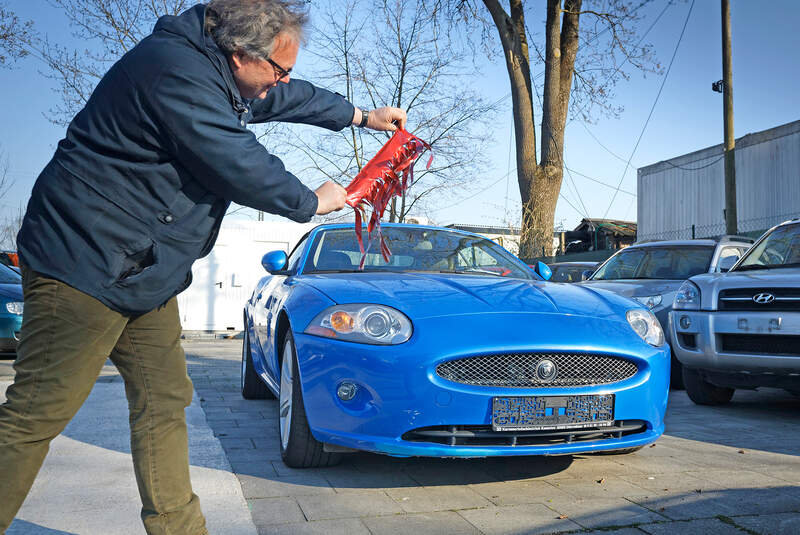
535, 360, 558, 382
753, 292, 775, 304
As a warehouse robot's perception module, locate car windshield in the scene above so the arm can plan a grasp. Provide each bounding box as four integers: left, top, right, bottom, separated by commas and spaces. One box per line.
734, 222, 800, 271
591, 246, 715, 281
304, 227, 534, 279
0, 263, 20, 284
550, 265, 592, 283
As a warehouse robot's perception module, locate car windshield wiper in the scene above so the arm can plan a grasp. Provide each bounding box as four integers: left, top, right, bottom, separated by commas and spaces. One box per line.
438, 268, 506, 277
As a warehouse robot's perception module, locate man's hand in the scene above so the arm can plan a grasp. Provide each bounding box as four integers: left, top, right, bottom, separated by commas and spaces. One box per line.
354, 107, 407, 131
315, 180, 347, 215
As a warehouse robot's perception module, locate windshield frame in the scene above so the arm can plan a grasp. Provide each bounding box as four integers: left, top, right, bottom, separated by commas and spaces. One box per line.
299, 226, 536, 280
731, 221, 800, 272
589, 244, 716, 281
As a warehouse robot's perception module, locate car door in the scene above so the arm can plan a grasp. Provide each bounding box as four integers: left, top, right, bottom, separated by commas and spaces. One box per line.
255, 234, 311, 379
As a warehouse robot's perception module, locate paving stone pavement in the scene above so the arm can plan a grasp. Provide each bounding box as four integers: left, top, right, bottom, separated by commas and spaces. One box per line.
182, 339, 800, 535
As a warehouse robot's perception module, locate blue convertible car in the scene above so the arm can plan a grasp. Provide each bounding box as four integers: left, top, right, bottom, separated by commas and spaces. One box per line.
242, 224, 669, 467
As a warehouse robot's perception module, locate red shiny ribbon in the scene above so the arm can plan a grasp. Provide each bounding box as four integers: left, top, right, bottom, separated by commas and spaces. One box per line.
345, 128, 432, 268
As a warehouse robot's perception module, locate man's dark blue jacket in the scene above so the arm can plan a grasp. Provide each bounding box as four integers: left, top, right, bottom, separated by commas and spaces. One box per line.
17, 4, 354, 315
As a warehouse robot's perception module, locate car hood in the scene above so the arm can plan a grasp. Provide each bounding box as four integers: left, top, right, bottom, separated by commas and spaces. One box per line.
0, 283, 22, 301
300, 272, 633, 321
690, 267, 800, 309
578, 279, 684, 297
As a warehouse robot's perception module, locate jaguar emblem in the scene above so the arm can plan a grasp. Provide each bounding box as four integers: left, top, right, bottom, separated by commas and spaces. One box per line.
753, 293, 775, 305
535, 360, 558, 383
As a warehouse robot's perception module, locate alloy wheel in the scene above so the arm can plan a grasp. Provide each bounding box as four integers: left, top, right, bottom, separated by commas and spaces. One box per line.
279, 341, 294, 450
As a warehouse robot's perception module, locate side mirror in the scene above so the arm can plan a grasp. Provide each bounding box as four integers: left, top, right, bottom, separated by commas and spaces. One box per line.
261, 250, 288, 274
534, 261, 552, 281
718, 255, 739, 273
581, 269, 594, 281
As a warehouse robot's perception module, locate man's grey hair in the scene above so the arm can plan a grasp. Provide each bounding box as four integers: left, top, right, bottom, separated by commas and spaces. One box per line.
205, 0, 308, 60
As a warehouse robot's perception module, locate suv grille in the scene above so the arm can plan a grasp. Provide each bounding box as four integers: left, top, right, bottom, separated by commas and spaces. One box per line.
719, 288, 800, 312
402, 420, 647, 447
436, 353, 638, 388
720, 334, 800, 356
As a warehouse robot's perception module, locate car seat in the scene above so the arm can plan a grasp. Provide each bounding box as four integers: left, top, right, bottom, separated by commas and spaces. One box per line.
317, 251, 353, 270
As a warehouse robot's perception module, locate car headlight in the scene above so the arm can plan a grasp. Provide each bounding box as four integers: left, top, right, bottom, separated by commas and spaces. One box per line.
673, 281, 701, 310
5, 301, 23, 315
633, 295, 662, 309
305, 304, 412, 345
626, 309, 664, 346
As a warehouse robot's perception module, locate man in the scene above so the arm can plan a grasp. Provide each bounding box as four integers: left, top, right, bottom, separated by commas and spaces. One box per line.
0, 1, 405, 533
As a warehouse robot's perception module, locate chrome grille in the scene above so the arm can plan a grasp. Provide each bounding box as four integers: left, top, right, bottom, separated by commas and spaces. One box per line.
436, 353, 638, 387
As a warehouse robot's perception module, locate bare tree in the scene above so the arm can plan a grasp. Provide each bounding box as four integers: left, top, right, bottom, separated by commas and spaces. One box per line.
279, 0, 499, 223
8, 0, 190, 125
0, 3, 34, 67
0, 150, 21, 250
433, 0, 661, 257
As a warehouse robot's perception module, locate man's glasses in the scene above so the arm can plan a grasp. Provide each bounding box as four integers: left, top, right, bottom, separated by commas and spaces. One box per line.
266, 57, 291, 81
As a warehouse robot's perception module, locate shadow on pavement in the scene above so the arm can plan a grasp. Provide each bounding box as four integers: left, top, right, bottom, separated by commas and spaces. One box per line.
664, 388, 800, 457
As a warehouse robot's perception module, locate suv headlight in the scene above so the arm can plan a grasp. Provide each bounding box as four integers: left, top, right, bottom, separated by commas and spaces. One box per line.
5, 301, 23, 315
633, 295, 662, 309
673, 281, 701, 310
626, 309, 664, 346
305, 304, 412, 345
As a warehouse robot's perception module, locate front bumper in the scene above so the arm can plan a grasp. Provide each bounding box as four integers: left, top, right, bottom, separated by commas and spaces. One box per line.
669, 310, 800, 374
293, 312, 670, 457
0, 314, 22, 352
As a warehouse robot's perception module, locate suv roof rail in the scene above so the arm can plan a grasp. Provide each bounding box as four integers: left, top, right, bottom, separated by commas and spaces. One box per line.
714, 234, 755, 243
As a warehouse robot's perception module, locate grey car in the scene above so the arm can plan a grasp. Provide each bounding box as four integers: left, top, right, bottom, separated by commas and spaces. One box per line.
579, 236, 753, 387
670, 219, 800, 404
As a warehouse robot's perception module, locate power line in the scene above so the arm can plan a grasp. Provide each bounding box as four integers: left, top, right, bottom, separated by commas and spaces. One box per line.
565, 166, 636, 196
663, 154, 725, 171
602, 0, 696, 220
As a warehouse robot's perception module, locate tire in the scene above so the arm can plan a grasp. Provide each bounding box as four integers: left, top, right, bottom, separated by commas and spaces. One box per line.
279, 331, 341, 468
682, 367, 734, 406
241, 327, 273, 400
669, 352, 685, 390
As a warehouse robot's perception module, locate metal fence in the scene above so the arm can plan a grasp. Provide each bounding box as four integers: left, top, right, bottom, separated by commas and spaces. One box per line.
635, 212, 798, 242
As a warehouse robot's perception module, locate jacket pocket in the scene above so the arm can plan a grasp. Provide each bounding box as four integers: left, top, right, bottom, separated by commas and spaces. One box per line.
106, 239, 157, 288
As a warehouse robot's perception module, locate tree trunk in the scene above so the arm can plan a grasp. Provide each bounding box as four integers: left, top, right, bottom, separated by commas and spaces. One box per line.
483, 0, 539, 257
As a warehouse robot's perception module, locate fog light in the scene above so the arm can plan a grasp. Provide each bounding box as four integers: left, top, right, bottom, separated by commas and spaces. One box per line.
336, 382, 358, 401
679, 315, 691, 329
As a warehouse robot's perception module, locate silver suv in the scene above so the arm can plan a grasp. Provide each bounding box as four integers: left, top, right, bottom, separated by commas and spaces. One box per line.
670, 219, 800, 404
580, 236, 753, 387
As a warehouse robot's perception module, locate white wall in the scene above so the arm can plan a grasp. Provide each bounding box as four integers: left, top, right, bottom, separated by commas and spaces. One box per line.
177, 220, 315, 331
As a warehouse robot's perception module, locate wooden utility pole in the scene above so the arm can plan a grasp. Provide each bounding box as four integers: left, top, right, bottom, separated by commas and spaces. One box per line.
721, 0, 737, 234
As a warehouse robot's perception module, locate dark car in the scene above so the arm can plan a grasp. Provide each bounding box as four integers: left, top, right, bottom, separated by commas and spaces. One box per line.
0, 263, 23, 355
548, 261, 599, 283
579, 236, 753, 387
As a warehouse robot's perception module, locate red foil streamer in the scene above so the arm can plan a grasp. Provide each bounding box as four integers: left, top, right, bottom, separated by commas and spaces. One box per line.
345, 128, 432, 268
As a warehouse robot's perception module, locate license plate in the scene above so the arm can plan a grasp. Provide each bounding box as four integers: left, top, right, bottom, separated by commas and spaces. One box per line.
492, 395, 615, 431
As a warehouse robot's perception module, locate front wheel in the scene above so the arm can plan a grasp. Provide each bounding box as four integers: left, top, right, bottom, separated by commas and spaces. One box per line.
279, 331, 341, 468
682, 367, 734, 405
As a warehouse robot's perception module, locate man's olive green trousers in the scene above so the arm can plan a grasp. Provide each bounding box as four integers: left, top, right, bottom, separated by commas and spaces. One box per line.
0, 267, 208, 534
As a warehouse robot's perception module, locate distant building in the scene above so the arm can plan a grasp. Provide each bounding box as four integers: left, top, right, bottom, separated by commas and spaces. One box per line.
637, 119, 800, 241
178, 220, 314, 332
556, 218, 637, 255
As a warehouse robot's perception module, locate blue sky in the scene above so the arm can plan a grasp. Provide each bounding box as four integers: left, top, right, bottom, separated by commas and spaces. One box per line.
1, 1, 797, 231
